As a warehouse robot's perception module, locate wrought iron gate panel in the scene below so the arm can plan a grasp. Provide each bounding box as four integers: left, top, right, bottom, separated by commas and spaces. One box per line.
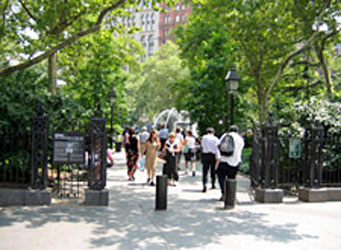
88, 118, 107, 190
31, 115, 49, 189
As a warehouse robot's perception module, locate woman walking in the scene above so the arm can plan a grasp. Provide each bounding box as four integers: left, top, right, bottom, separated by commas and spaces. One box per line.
126, 128, 140, 181
144, 130, 161, 186
183, 130, 196, 176
163, 132, 180, 186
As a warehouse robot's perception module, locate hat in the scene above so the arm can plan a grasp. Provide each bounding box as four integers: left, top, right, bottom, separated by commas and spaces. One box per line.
169, 132, 176, 138
230, 125, 239, 132
206, 127, 215, 133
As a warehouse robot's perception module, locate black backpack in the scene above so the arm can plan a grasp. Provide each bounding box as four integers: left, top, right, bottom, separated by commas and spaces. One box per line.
219, 134, 235, 156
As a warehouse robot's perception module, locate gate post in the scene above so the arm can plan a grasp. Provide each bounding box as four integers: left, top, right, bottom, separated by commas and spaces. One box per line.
250, 125, 261, 189
255, 118, 283, 203
31, 104, 49, 189
29, 104, 51, 206
303, 125, 324, 188
299, 124, 327, 202
85, 117, 109, 206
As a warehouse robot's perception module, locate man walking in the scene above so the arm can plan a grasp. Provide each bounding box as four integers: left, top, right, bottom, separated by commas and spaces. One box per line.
158, 124, 169, 150
139, 126, 150, 153
216, 125, 245, 201
201, 128, 219, 192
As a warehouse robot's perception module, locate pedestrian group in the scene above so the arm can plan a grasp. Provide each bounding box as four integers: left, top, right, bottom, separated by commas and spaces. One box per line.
122, 123, 244, 201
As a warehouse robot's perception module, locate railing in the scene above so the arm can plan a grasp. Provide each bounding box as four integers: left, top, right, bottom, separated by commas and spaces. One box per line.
0, 127, 31, 188
251, 123, 341, 190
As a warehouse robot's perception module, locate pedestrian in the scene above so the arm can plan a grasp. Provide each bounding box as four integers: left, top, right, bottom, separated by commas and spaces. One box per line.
216, 125, 245, 201
144, 129, 161, 186
201, 128, 220, 192
162, 132, 180, 186
183, 130, 196, 176
175, 127, 184, 170
126, 128, 140, 181
139, 126, 150, 152
158, 123, 169, 150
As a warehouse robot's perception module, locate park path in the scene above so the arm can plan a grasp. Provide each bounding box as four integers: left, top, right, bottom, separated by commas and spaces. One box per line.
0, 151, 341, 250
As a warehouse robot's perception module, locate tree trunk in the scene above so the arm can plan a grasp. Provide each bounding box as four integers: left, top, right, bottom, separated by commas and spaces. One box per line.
315, 42, 334, 100
48, 53, 57, 95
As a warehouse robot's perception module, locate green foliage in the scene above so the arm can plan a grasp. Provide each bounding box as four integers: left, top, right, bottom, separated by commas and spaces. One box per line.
127, 41, 190, 124
176, 0, 340, 129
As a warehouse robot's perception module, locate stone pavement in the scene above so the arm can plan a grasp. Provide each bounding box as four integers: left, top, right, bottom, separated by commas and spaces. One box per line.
1, 151, 341, 250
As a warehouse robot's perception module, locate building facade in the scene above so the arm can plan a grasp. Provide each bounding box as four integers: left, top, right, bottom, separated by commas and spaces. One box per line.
120, 1, 159, 60
117, 1, 192, 60
159, 2, 192, 45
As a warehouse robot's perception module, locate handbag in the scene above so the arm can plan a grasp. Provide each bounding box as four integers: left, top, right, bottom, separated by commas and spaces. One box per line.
139, 157, 145, 171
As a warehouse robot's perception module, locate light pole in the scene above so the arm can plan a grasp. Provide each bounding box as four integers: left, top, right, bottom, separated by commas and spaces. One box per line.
109, 88, 116, 149
225, 66, 240, 127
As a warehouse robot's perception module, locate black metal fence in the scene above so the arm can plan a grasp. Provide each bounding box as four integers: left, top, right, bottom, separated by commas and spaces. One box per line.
251, 123, 341, 190
1, 107, 107, 197
0, 125, 32, 188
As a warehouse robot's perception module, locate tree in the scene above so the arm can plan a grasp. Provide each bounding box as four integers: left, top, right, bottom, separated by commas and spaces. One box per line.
60, 29, 143, 130
178, 0, 340, 125
127, 41, 190, 123
0, 0, 177, 88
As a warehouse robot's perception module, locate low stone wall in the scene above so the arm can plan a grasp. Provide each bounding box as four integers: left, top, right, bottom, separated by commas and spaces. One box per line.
255, 188, 284, 203
299, 188, 341, 202
84, 189, 109, 206
0, 188, 51, 206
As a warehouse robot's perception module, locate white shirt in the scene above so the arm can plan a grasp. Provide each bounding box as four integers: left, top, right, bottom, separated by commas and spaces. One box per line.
175, 132, 184, 145
201, 133, 219, 155
217, 132, 245, 167
185, 136, 196, 149
139, 131, 150, 144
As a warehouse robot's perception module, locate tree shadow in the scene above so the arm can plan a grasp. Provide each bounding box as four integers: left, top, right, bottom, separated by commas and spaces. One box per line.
0, 185, 318, 249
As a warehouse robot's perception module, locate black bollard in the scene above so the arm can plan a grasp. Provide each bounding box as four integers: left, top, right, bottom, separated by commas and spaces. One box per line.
155, 175, 168, 210
224, 178, 237, 209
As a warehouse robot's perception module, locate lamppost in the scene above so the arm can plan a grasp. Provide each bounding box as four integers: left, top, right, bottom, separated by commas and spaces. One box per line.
109, 88, 116, 149
225, 66, 240, 127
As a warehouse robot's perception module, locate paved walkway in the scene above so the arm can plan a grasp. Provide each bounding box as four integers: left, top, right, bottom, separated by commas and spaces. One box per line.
1, 151, 341, 250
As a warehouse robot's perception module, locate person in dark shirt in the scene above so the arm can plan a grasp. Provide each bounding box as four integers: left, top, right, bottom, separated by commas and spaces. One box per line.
126, 128, 140, 181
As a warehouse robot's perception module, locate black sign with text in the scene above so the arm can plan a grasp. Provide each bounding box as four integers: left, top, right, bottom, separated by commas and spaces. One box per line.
53, 133, 85, 164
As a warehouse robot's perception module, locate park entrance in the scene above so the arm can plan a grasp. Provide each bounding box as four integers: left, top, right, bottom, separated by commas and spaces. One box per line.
31, 107, 108, 203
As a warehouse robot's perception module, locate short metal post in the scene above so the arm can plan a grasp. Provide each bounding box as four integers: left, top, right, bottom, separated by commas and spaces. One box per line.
224, 178, 236, 209
155, 175, 167, 210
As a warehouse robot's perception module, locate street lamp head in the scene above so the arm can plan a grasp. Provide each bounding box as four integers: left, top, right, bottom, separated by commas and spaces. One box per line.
225, 66, 240, 92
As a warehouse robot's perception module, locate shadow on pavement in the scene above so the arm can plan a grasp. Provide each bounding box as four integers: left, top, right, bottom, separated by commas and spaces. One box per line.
0, 183, 318, 250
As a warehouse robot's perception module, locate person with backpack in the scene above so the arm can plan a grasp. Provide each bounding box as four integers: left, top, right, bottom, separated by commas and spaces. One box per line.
216, 125, 245, 201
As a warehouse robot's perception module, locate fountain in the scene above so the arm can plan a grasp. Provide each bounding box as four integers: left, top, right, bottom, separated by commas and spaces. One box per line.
153, 108, 198, 137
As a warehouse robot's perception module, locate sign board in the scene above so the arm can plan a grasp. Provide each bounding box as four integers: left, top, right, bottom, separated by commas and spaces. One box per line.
289, 138, 301, 159
53, 133, 85, 164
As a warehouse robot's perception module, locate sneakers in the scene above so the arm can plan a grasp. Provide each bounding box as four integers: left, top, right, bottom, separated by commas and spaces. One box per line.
150, 181, 155, 186
202, 186, 207, 193
219, 195, 225, 201
147, 178, 151, 184
211, 185, 216, 189
192, 171, 196, 177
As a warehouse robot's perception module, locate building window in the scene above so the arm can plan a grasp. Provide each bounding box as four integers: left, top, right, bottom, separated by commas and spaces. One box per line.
175, 15, 180, 22
164, 29, 169, 37
181, 14, 186, 22
146, 14, 150, 30
176, 4, 180, 10
141, 36, 146, 48
148, 35, 154, 56
165, 15, 170, 23
182, 4, 186, 10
